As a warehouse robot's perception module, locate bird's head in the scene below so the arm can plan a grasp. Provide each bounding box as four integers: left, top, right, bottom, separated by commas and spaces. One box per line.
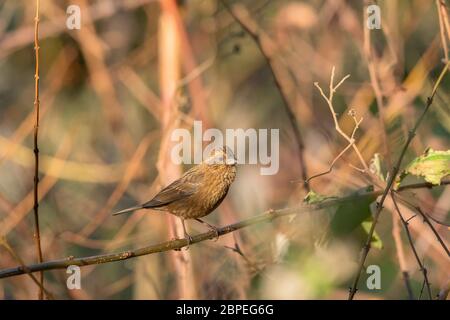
203, 146, 237, 166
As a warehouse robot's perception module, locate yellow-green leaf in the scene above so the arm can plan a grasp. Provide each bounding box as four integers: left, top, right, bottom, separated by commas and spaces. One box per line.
403, 149, 450, 185
361, 218, 383, 250
303, 190, 334, 204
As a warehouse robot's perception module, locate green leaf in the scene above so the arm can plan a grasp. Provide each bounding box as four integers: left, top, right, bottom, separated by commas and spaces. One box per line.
303, 190, 335, 204
330, 186, 377, 236
402, 148, 450, 185
361, 218, 383, 250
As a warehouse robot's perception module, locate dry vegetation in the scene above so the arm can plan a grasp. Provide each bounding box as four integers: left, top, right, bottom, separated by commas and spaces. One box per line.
0, 0, 449, 300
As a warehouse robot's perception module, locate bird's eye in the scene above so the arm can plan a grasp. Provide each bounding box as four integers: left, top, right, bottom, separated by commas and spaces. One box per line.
216, 156, 224, 164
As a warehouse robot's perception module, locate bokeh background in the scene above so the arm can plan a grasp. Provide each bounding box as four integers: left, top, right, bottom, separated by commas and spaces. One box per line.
0, 0, 449, 299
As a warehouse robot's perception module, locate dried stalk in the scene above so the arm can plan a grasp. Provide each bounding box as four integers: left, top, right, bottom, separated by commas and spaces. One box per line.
32, 0, 44, 300
348, 61, 450, 300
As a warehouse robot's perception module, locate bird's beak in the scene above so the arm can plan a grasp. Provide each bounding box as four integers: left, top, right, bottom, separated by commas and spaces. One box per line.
225, 156, 237, 166
226, 157, 237, 165
224, 146, 236, 165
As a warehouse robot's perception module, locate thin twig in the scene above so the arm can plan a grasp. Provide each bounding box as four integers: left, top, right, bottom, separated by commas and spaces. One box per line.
439, 1, 450, 49
395, 191, 450, 256
363, 0, 392, 168
348, 61, 450, 300
396, 180, 450, 191
221, 1, 310, 191
413, 206, 450, 256
391, 203, 415, 299
0, 0, 156, 60
419, 209, 450, 227
393, 194, 450, 259
32, 0, 44, 300
309, 67, 368, 182
0, 181, 443, 280
224, 240, 263, 274
437, 0, 449, 62
391, 193, 432, 300
0, 237, 53, 299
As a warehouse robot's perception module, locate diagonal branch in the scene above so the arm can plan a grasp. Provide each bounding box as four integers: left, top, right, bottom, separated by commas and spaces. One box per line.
0, 237, 53, 299
348, 61, 450, 300
394, 194, 450, 258
0, 181, 445, 280
221, 1, 310, 191
391, 193, 432, 300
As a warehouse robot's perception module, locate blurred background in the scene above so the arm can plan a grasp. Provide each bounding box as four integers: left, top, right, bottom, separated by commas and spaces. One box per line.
0, 0, 449, 299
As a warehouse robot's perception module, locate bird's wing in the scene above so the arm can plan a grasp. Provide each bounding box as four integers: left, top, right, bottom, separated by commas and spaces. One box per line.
142, 167, 205, 209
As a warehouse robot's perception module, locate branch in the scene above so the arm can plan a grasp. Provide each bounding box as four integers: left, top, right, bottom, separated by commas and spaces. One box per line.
363, 0, 392, 168
313, 67, 369, 174
396, 180, 450, 191
348, 61, 450, 300
0, 237, 53, 299
32, 0, 44, 300
437, 0, 450, 62
0, 182, 445, 280
391, 193, 432, 300
221, 1, 310, 191
413, 206, 450, 256
394, 193, 449, 257
0, 0, 155, 59
390, 201, 415, 300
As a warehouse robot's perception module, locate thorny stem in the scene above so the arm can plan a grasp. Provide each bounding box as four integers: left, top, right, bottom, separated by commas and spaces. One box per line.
33, 0, 44, 300
348, 61, 450, 300
0, 181, 445, 280
391, 193, 432, 300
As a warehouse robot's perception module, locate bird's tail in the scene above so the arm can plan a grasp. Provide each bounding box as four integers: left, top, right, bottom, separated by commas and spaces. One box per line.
112, 205, 144, 216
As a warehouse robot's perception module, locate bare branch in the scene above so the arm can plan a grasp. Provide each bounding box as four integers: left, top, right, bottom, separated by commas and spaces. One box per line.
309, 68, 368, 182
32, 0, 44, 299
348, 61, 450, 300
221, 1, 310, 191
391, 193, 432, 300
0, 181, 444, 280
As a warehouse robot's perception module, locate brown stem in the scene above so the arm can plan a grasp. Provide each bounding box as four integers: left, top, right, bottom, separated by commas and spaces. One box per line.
391, 206, 415, 299
0, 180, 443, 280
363, 0, 392, 168
395, 193, 450, 257
33, 0, 44, 300
391, 193, 432, 300
348, 61, 450, 300
0, 237, 53, 299
221, 1, 310, 191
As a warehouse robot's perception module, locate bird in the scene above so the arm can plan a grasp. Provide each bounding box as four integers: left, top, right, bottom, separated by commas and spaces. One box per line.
113, 146, 237, 244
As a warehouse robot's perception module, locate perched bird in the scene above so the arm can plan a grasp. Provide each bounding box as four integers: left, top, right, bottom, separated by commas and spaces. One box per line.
113, 146, 237, 243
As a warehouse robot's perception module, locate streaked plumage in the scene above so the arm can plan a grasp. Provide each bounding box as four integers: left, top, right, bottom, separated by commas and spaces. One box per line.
113, 146, 237, 242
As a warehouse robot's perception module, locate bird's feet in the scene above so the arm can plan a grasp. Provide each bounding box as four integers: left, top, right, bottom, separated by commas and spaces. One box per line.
182, 230, 194, 250
196, 218, 220, 242
208, 225, 220, 242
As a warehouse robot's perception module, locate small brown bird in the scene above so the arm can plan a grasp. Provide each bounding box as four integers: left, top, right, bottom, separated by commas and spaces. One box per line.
113, 146, 237, 243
